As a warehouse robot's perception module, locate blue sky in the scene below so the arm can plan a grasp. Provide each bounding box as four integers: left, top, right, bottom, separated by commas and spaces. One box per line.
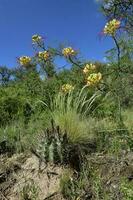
0, 0, 113, 68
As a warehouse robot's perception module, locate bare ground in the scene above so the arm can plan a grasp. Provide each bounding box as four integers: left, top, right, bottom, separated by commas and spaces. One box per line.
0, 151, 133, 200
0, 153, 64, 200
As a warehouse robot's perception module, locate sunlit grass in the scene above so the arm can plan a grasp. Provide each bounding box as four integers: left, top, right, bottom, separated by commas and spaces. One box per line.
49, 87, 101, 143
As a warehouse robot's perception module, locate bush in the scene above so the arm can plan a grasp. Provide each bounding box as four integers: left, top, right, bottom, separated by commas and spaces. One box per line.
49, 87, 101, 143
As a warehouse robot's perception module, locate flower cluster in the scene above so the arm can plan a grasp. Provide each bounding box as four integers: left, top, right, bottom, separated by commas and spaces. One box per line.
104, 19, 120, 35
61, 84, 74, 93
32, 34, 42, 43
38, 51, 50, 61
86, 73, 102, 86
83, 63, 96, 74
19, 56, 31, 66
62, 47, 76, 57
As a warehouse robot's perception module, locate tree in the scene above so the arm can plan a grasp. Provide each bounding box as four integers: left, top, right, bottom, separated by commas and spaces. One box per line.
101, 0, 133, 34
0, 66, 12, 85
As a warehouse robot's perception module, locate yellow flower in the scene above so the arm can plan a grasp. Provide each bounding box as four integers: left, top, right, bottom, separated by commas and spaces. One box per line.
61, 84, 74, 93
87, 72, 102, 86
19, 56, 31, 66
83, 63, 96, 74
32, 34, 42, 43
38, 51, 50, 61
104, 19, 120, 35
62, 47, 76, 57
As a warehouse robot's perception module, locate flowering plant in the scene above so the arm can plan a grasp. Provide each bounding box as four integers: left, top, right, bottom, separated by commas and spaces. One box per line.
103, 19, 120, 36
19, 56, 31, 66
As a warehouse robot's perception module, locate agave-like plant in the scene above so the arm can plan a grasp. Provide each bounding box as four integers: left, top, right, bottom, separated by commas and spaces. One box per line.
51, 86, 101, 117
49, 86, 101, 143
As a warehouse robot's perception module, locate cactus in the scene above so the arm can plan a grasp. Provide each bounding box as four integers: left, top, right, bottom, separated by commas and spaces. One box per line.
36, 121, 68, 165
36, 121, 83, 171
48, 140, 54, 163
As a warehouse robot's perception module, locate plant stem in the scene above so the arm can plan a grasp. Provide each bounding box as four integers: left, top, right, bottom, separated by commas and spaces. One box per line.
112, 36, 123, 125
112, 36, 121, 71
68, 56, 82, 69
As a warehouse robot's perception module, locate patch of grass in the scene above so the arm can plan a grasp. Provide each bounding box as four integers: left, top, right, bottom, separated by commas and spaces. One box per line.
60, 169, 74, 199
60, 168, 90, 200
120, 178, 133, 200
49, 87, 101, 143
91, 169, 106, 200
93, 116, 133, 153
0, 120, 25, 153
20, 179, 40, 200
0, 111, 50, 154
52, 110, 96, 144
122, 109, 133, 132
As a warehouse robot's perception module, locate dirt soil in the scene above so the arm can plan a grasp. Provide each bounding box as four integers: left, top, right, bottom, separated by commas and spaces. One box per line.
0, 153, 64, 200
0, 151, 133, 200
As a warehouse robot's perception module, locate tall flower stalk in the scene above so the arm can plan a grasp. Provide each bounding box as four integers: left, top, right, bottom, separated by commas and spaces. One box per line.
104, 19, 125, 124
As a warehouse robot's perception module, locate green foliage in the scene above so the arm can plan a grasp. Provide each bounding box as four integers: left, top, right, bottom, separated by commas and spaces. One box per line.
0, 120, 27, 153
20, 179, 39, 200
35, 120, 90, 168
36, 122, 65, 164
0, 111, 50, 154
49, 87, 101, 143
102, 0, 133, 34
60, 169, 75, 199
0, 93, 24, 126
60, 168, 90, 200
91, 170, 103, 200
0, 66, 12, 85
0, 4, 133, 200
0, 85, 34, 126
120, 178, 133, 200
